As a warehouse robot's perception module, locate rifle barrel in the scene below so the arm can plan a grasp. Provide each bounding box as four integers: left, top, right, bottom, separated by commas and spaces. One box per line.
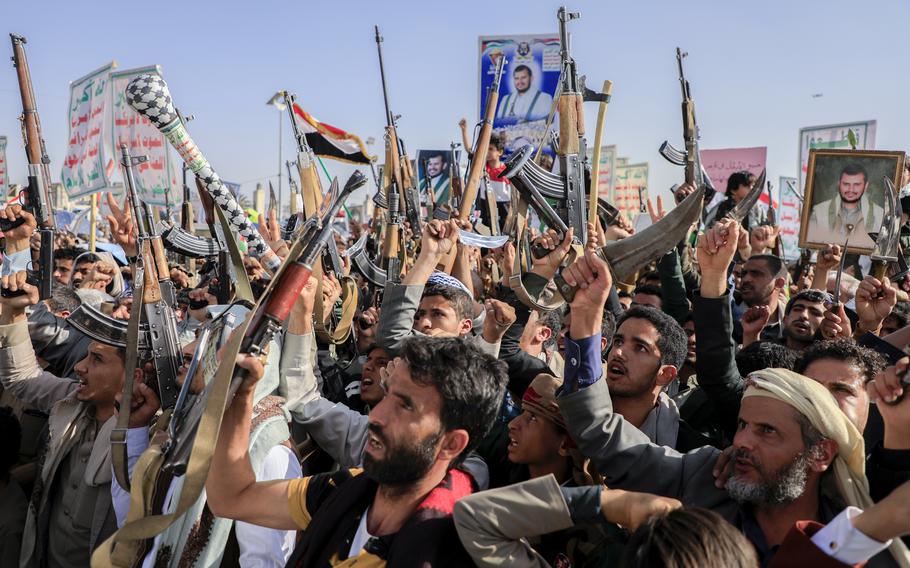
374, 26, 394, 128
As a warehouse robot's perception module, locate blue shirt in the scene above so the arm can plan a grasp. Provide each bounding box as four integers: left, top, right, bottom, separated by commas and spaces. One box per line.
563, 334, 603, 393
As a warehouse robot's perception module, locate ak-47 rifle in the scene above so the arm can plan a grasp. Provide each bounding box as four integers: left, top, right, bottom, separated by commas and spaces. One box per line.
481, 170, 500, 235
449, 141, 463, 211
502, 7, 612, 257
458, 55, 506, 223
283, 91, 357, 343
122, 144, 178, 308
4, 35, 55, 300
374, 26, 422, 238
121, 144, 182, 411
178, 112, 196, 275
162, 169, 366, 474
381, 134, 404, 287
286, 159, 300, 214
659, 48, 716, 202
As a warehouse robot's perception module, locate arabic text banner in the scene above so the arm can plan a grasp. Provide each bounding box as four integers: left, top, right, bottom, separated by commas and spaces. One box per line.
778, 176, 801, 261
0, 136, 7, 195
613, 162, 648, 220
62, 63, 115, 198
798, 120, 876, 192
110, 66, 178, 206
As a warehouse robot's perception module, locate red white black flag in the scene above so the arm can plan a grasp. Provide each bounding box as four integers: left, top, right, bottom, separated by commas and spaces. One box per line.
291, 103, 374, 165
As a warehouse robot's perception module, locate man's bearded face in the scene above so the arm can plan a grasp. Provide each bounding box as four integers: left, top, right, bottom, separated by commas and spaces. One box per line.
838, 173, 867, 204
363, 422, 441, 486
513, 69, 531, 93
427, 156, 445, 178
726, 447, 813, 505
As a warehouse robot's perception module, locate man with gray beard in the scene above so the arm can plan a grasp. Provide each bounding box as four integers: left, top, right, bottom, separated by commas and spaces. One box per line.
554, 230, 910, 567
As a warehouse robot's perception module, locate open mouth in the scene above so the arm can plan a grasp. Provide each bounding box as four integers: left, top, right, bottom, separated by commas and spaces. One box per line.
607, 361, 627, 378
362, 377, 374, 388
793, 322, 810, 333
507, 436, 519, 451
367, 432, 384, 452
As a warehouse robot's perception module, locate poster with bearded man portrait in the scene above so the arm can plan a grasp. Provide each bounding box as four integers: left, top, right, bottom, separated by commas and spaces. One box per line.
800, 149, 905, 255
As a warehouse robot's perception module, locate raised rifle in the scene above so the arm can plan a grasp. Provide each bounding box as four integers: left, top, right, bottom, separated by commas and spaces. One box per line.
374, 26, 422, 239
502, 8, 611, 249
120, 144, 182, 411
161, 169, 366, 475
449, 141, 463, 211
125, 74, 282, 273
122, 144, 178, 308
5, 35, 55, 300
458, 55, 506, 223
283, 91, 357, 343
659, 48, 717, 202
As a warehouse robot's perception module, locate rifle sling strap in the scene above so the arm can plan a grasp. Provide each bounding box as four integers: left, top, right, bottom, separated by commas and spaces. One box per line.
91, 238, 304, 567
215, 205, 254, 303
110, 261, 146, 492
314, 269, 358, 344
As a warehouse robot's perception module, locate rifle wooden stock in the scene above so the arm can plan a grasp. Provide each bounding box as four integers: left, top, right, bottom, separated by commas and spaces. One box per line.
682, 99, 698, 185
150, 238, 170, 283
297, 155, 323, 218
458, 58, 505, 220
557, 94, 580, 156
458, 121, 495, 221
141, 242, 163, 304
10, 35, 53, 229
386, 127, 405, 203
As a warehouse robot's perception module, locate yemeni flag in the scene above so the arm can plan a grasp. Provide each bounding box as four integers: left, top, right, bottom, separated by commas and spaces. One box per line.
291, 103, 374, 165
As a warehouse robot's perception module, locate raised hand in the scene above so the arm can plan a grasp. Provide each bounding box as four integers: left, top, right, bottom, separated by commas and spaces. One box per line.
481, 298, 516, 344
741, 305, 771, 346
530, 227, 574, 281
867, 358, 910, 451
257, 208, 290, 261
0, 270, 39, 313
855, 275, 897, 334
749, 225, 779, 254
562, 222, 613, 338
1, 204, 36, 254
80, 261, 116, 292
420, 219, 459, 259
106, 193, 138, 257
820, 302, 852, 340
646, 195, 666, 224
815, 244, 842, 274
697, 218, 741, 275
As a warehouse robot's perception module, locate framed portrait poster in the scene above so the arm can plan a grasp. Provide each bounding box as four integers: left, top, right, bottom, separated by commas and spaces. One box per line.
799, 149, 904, 255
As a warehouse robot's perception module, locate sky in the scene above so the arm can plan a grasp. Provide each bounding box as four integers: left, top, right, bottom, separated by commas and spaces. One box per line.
2, 0, 909, 210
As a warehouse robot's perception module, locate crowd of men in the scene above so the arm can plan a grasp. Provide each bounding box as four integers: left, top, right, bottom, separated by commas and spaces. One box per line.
2, 138, 910, 568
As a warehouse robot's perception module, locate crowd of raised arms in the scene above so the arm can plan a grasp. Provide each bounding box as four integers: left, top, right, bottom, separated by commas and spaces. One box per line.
3, 8, 910, 568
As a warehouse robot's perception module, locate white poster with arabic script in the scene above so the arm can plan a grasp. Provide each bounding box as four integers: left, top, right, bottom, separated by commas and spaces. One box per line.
62, 63, 115, 198
778, 176, 801, 261
798, 120, 876, 193
110, 66, 177, 206
0, 136, 8, 196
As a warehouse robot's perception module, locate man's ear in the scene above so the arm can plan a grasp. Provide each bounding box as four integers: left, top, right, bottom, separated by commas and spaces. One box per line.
808, 439, 839, 473
438, 429, 470, 463
655, 365, 678, 388
58, 310, 71, 318
537, 326, 553, 344
600, 336, 609, 353
774, 276, 786, 291
459, 318, 473, 337
557, 435, 574, 458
